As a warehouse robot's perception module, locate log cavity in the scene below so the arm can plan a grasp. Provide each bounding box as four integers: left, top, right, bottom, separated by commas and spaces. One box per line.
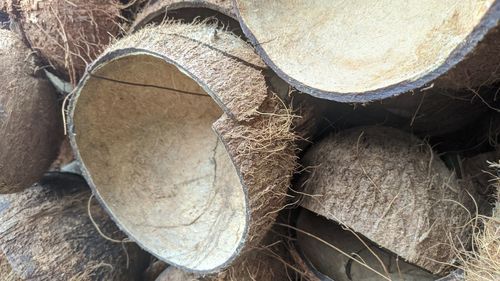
72, 53, 247, 271
237, 0, 496, 94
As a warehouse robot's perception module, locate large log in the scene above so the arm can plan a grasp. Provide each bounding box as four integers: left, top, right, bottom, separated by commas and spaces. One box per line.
68, 22, 297, 273
298, 126, 475, 275
234, 0, 500, 102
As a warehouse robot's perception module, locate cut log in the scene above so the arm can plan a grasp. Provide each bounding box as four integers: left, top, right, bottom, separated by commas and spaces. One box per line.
68, 22, 297, 273
0, 172, 146, 281
234, 0, 500, 102
0, 29, 62, 193
298, 126, 475, 275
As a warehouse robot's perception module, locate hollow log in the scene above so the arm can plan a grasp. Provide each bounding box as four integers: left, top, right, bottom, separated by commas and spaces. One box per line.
68, 22, 297, 273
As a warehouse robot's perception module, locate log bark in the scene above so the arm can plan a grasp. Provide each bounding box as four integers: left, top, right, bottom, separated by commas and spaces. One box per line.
298, 126, 475, 275
234, 0, 500, 102
0, 172, 146, 281
0, 29, 62, 193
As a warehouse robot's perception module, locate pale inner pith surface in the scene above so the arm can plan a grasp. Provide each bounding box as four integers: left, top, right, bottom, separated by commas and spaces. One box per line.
238, 0, 495, 93
73, 54, 246, 271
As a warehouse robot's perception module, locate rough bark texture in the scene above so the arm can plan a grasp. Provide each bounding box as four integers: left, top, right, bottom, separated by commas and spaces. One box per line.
299, 126, 475, 275
462, 164, 500, 281
16, 0, 121, 83
0, 29, 62, 193
0, 173, 146, 281
462, 150, 500, 215
129, 0, 236, 33
68, 22, 297, 273
296, 208, 437, 281
155, 231, 292, 281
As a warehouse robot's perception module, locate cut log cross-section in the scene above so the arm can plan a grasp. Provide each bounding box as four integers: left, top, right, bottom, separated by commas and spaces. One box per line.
68, 22, 297, 273
234, 0, 500, 102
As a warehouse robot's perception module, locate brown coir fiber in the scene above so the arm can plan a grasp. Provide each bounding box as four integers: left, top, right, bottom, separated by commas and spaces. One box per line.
459, 161, 500, 281
0, 29, 62, 193
16, 0, 121, 84
129, 0, 236, 33
0, 173, 146, 281
295, 208, 437, 281
298, 126, 475, 275
68, 21, 297, 273
155, 230, 293, 281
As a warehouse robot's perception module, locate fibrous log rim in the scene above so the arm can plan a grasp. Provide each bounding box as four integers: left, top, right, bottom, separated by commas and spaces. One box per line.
74, 47, 239, 119
233, 0, 500, 103
130, 0, 236, 33
67, 49, 251, 274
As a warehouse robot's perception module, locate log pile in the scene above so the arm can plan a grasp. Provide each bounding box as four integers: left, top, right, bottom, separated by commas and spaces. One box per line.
0, 1, 499, 280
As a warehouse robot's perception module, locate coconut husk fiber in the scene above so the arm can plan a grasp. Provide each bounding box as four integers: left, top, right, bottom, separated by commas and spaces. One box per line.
0, 29, 62, 193
298, 126, 475, 275
129, 0, 237, 34
67, 22, 297, 273
154, 229, 293, 281
0, 172, 146, 281
461, 150, 500, 213
461, 165, 500, 281
13, 0, 121, 84
234, 0, 500, 102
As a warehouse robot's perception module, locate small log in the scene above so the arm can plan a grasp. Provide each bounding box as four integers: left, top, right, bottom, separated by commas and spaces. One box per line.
0, 172, 146, 280
0, 29, 62, 193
